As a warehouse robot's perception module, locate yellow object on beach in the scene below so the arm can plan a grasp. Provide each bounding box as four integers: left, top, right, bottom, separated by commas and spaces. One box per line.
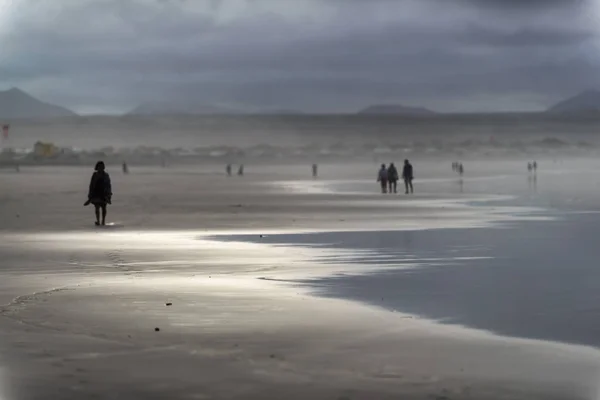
33, 141, 58, 157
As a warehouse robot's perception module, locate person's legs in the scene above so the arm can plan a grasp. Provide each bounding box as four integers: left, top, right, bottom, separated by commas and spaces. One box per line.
94, 205, 100, 225
404, 179, 409, 194
381, 180, 387, 193
409, 179, 414, 193
393, 180, 397, 193
101, 205, 107, 225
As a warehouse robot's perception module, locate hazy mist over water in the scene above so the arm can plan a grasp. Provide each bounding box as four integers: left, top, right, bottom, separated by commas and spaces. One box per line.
2, 113, 600, 167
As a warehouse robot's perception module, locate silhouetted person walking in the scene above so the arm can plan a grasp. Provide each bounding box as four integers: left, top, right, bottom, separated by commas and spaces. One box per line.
377, 164, 388, 193
85, 161, 112, 226
226, 164, 232, 177
122, 162, 129, 174
238, 164, 244, 176
387, 163, 398, 194
402, 159, 414, 194
312, 163, 318, 179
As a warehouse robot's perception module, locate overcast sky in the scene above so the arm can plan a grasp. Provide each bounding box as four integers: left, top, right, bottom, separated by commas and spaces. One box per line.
0, 0, 598, 114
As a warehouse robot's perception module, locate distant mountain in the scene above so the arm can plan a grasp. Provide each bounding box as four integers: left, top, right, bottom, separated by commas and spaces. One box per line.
547, 90, 600, 113
357, 104, 437, 116
0, 88, 77, 119
127, 101, 241, 116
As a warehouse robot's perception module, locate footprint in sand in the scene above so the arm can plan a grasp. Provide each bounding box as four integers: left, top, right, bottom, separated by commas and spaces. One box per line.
105, 249, 134, 274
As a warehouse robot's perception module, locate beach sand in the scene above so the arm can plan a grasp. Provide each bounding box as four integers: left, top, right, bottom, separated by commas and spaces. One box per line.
1, 162, 599, 399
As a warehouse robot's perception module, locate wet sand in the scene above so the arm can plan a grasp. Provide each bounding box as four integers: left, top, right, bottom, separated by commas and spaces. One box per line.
1, 162, 599, 399
221, 215, 600, 348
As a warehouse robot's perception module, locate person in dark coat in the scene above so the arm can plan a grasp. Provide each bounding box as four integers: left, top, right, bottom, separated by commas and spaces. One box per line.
387, 163, 398, 194
377, 164, 388, 193
402, 159, 414, 194
85, 161, 112, 226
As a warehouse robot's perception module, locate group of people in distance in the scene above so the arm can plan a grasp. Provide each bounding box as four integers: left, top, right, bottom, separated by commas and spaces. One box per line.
452, 162, 464, 176
83, 156, 546, 226
527, 161, 538, 173
377, 159, 414, 194
226, 164, 244, 177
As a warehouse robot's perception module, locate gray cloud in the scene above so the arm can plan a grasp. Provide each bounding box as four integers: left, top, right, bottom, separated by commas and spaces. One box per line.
460, 25, 596, 47
458, 0, 583, 8
0, 0, 598, 113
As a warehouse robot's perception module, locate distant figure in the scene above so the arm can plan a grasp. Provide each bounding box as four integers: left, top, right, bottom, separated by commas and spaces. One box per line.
14, 163, 19, 172
226, 164, 232, 177
377, 164, 388, 193
161, 158, 167, 168
387, 163, 398, 194
458, 163, 464, 177
312, 163, 318, 179
527, 163, 532, 173
402, 159, 414, 194
84, 161, 112, 226
238, 164, 244, 176
533, 161, 538, 172
122, 162, 129, 175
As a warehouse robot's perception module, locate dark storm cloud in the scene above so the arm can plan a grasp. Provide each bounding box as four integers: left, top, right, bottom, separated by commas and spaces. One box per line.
0, 0, 598, 113
457, 0, 582, 9
460, 25, 595, 47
